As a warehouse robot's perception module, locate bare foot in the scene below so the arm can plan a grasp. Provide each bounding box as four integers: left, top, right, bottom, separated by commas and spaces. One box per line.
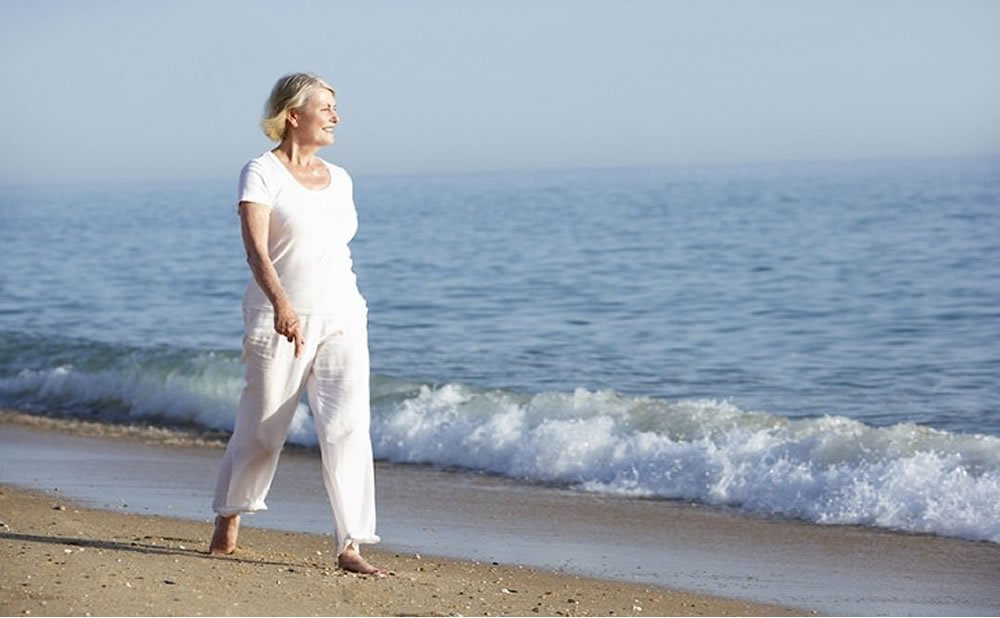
209, 514, 240, 555
338, 547, 385, 576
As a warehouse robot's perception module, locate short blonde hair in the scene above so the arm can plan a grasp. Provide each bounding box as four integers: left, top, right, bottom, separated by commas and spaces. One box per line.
260, 73, 336, 142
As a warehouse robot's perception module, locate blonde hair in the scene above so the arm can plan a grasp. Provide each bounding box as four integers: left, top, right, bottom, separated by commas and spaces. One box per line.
260, 73, 336, 142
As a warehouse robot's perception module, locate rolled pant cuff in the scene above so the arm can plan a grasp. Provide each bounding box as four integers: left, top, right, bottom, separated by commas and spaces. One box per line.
213, 503, 267, 517
337, 534, 381, 556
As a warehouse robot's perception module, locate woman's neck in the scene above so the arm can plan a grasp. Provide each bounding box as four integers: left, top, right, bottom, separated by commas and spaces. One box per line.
273, 141, 320, 168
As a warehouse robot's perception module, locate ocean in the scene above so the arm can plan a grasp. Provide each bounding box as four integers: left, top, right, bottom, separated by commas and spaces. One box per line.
2, 156, 999, 544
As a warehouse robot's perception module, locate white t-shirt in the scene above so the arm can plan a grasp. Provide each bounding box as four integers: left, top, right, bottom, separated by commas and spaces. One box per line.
237, 151, 367, 321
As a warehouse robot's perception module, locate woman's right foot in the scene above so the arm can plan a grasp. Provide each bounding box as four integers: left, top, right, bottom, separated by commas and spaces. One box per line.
209, 514, 240, 555
338, 547, 385, 576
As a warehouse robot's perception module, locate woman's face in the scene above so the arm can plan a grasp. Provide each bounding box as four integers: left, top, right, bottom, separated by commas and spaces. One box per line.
289, 88, 339, 147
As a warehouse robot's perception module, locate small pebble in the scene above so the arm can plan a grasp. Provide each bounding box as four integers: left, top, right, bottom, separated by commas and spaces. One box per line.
53, 505, 66, 511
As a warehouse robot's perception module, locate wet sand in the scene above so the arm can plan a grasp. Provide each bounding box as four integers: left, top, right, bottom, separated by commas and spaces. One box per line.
3, 410, 1000, 615
0, 485, 799, 617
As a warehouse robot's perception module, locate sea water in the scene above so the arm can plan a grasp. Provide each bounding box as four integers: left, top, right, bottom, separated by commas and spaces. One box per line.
1, 157, 999, 543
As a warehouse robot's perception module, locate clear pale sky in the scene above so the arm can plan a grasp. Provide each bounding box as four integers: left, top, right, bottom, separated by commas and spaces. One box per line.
2, 0, 998, 184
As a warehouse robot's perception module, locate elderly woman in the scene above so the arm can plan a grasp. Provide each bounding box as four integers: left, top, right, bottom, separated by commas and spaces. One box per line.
210, 73, 381, 575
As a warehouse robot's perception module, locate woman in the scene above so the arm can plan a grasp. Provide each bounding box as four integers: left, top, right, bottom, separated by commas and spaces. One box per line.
210, 73, 381, 575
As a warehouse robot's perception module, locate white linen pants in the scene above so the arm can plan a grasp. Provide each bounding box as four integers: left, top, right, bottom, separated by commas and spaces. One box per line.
213, 309, 379, 555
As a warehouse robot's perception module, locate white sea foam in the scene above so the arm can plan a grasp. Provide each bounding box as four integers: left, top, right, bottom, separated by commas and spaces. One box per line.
3, 363, 999, 543
370, 383, 1000, 543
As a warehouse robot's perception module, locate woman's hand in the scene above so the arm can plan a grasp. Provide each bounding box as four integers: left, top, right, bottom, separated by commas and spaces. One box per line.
274, 302, 304, 358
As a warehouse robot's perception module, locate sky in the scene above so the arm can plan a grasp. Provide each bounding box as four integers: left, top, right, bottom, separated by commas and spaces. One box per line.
1, 0, 999, 184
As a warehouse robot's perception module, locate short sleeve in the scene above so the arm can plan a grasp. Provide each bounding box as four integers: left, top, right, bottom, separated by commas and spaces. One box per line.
237, 159, 271, 212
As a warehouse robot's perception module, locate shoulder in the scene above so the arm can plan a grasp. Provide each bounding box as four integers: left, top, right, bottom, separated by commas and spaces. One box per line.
321, 159, 354, 190
319, 157, 348, 176
242, 151, 280, 178
240, 152, 285, 190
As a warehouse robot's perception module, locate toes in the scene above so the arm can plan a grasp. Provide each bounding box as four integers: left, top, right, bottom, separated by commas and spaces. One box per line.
338, 553, 385, 576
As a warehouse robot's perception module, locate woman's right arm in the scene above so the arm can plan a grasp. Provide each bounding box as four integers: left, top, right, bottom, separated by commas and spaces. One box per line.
238, 201, 304, 357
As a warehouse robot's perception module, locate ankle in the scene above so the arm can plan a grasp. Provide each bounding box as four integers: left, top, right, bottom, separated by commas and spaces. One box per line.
216, 514, 240, 526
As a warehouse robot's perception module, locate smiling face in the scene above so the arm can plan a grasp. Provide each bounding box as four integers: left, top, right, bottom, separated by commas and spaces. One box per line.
287, 87, 339, 147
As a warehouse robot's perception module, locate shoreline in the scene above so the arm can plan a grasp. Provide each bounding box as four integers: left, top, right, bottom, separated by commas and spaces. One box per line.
0, 410, 800, 616
3, 410, 1000, 615
0, 485, 795, 617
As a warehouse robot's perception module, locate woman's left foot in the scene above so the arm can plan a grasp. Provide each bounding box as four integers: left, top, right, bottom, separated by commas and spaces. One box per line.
338, 547, 385, 576
209, 514, 240, 555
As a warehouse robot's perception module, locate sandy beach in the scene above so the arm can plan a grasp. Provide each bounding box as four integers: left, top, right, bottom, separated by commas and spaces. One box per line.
0, 484, 799, 617
0, 411, 801, 617
3, 410, 1000, 616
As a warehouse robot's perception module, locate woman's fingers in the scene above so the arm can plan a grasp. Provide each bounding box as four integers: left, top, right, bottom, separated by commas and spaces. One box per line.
273, 315, 304, 357
281, 322, 304, 357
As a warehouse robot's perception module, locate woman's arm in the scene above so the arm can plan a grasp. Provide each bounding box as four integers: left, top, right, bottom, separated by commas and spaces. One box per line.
238, 201, 304, 357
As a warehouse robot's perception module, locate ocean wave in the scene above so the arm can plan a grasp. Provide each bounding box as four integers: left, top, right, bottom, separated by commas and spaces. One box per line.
371, 383, 1000, 543
0, 352, 243, 432
2, 357, 999, 543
